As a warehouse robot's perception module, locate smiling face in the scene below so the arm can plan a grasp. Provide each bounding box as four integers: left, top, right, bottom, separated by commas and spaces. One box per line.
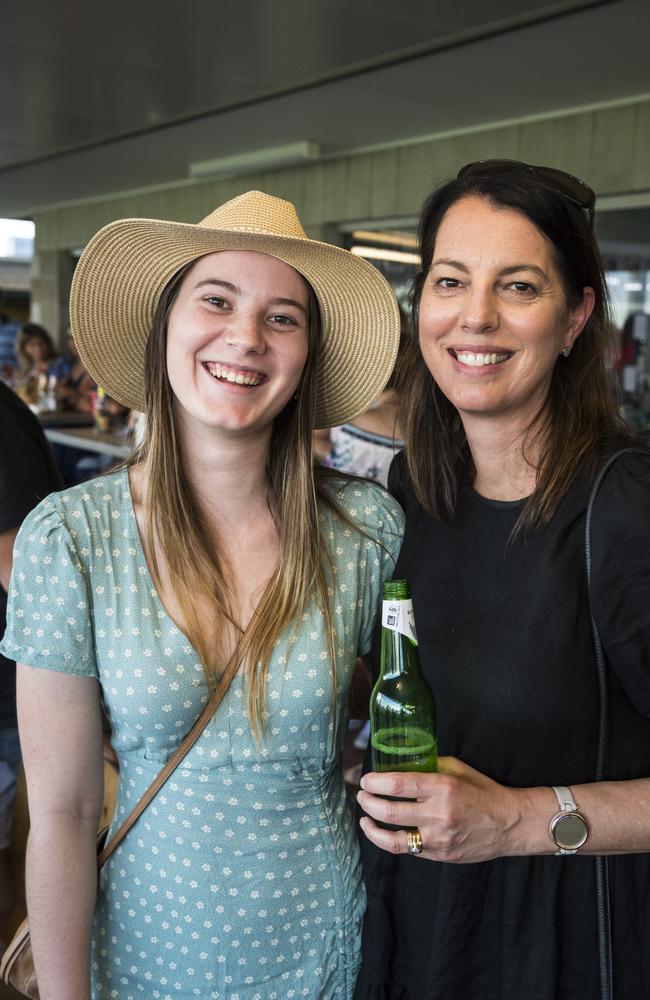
418, 195, 594, 432
24, 334, 49, 362
166, 250, 310, 441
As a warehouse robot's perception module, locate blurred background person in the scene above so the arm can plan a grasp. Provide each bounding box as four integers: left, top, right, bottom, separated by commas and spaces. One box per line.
48, 327, 94, 412
0, 292, 20, 382
314, 310, 407, 489
14, 323, 59, 384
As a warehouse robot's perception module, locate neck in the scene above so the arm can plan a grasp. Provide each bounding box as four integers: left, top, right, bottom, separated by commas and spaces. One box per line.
177, 422, 272, 524
462, 412, 545, 501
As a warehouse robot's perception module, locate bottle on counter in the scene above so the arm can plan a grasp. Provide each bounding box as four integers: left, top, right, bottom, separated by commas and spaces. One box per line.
92, 385, 110, 432
370, 579, 437, 782
43, 373, 58, 412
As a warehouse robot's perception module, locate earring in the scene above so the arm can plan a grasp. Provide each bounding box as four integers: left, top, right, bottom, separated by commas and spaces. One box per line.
560, 346, 572, 358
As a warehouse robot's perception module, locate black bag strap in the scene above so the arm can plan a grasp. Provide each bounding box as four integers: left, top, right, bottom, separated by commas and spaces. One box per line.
584, 445, 650, 1000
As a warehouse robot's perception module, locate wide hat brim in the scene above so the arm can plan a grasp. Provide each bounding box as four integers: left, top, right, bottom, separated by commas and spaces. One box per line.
69, 204, 400, 429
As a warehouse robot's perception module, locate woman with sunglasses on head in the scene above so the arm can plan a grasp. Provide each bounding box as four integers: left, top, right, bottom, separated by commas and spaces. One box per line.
355, 161, 650, 1000
1, 191, 404, 1000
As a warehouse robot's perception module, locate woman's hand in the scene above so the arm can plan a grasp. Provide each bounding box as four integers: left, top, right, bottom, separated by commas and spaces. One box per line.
357, 756, 538, 863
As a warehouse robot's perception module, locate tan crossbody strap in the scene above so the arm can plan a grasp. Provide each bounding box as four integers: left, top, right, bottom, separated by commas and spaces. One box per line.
97, 632, 249, 868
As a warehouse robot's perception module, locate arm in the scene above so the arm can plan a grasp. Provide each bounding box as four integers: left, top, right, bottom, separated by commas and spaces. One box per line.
0, 525, 18, 591
357, 761, 650, 862
359, 452, 650, 861
18, 664, 104, 1000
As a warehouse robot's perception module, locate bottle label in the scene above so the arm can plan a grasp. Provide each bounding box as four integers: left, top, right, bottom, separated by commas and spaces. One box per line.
382, 598, 418, 645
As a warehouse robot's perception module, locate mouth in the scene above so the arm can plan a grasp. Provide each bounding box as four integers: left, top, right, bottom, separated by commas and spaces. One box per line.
448, 349, 513, 367
202, 361, 268, 387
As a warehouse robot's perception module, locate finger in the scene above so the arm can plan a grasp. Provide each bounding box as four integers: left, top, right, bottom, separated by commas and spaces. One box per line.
356, 789, 421, 830
359, 769, 439, 799
358, 816, 419, 856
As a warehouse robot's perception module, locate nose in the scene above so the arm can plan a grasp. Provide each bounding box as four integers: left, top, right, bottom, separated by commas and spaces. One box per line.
460, 285, 499, 334
225, 313, 266, 354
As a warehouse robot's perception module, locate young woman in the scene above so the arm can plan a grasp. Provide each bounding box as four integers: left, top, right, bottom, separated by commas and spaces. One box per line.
355, 161, 650, 1000
14, 323, 58, 381
1, 190, 404, 1000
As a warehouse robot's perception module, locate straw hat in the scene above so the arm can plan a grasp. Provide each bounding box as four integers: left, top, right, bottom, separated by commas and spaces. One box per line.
69, 190, 401, 429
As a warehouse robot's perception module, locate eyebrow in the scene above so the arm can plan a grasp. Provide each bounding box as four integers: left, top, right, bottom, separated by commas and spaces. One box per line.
194, 279, 307, 312
195, 278, 238, 293
431, 258, 550, 281
272, 297, 308, 314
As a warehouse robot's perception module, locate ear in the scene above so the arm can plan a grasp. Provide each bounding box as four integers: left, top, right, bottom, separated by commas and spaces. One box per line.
565, 287, 596, 348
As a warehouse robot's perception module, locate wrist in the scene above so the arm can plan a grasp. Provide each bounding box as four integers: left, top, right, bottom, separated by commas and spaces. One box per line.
507, 786, 560, 855
548, 785, 589, 854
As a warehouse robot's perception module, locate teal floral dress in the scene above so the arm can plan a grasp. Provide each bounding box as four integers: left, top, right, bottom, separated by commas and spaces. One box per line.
1, 469, 403, 1000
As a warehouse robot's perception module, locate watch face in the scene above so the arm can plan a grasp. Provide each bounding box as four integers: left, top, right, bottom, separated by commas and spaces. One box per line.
553, 812, 588, 851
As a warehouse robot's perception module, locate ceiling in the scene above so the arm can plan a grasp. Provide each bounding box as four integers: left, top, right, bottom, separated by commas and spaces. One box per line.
2, 0, 649, 217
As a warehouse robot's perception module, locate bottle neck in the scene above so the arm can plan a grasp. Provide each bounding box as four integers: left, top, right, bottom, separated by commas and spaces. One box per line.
380, 596, 419, 676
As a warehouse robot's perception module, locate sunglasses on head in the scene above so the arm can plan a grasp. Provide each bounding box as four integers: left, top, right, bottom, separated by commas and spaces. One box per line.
457, 159, 596, 228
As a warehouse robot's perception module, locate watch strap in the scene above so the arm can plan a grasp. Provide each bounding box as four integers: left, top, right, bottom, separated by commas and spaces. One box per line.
552, 785, 578, 813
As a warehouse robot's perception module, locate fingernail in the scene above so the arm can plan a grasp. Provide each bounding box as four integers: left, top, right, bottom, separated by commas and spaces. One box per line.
359, 776, 366, 789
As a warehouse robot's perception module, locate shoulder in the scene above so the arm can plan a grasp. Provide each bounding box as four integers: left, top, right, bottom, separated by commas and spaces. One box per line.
16, 469, 127, 548
386, 450, 415, 510
590, 445, 650, 525
326, 475, 404, 526
322, 473, 404, 539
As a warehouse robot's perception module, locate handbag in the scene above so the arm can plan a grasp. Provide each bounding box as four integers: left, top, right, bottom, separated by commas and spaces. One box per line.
0, 634, 250, 999
585, 445, 650, 1000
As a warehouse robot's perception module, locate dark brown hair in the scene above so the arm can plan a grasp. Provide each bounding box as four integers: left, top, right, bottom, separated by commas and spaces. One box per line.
400, 168, 629, 531
15, 322, 57, 372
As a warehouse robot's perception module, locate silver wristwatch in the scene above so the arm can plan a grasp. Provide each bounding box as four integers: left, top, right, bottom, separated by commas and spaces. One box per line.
549, 786, 589, 855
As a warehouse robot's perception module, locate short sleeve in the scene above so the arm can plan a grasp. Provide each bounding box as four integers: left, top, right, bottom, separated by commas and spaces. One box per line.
0, 496, 98, 677
329, 480, 404, 657
590, 451, 650, 717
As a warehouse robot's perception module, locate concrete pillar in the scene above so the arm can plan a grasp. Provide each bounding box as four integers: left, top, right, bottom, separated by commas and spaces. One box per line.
29, 249, 75, 349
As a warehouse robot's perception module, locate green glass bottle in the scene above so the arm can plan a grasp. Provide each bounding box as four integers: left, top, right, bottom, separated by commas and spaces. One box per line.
370, 580, 438, 781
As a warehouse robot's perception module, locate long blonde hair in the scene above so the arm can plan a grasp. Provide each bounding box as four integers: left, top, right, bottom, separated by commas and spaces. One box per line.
129, 260, 340, 739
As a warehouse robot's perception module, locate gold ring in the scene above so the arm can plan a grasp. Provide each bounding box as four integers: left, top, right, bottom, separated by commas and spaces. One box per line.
406, 828, 423, 855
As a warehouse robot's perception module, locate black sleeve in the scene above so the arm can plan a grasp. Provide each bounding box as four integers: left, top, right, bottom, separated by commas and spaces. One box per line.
387, 449, 409, 509
590, 451, 650, 717
0, 423, 58, 533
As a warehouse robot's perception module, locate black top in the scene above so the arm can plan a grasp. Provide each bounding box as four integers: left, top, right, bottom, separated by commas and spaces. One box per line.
357, 446, 650, 1000
0, 381, 62, 725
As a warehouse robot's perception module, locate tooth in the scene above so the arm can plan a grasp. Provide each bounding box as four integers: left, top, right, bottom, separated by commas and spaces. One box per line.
226, 372, 236, 382
456, 351, 512, 366
235, 374, 245, 384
